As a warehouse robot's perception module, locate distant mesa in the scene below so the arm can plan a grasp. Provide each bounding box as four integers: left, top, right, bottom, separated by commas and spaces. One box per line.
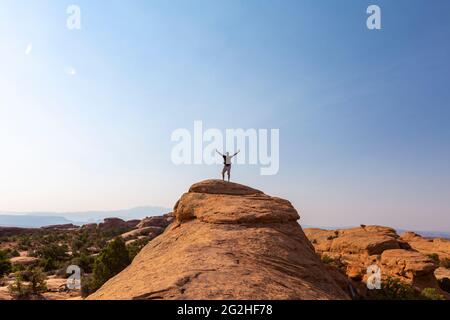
42, 224, 79, 231
0, 206, 170, 229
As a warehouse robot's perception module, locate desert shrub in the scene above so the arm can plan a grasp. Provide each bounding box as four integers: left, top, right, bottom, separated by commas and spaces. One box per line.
91, 237, 131, 292
8, 268, 47, 300
368, 277, 419, 300
36, 244, 69, 272
0, 277, 8, 286
70, 252, 95, 274
321, 255, 347, 272
27, 268, 47, 294
420, 288, 445, 300
127, 238, 150, 260
440, 258, 450, 269
427, 253, 440, 265
438, 277, 450, 293
8, 275, 28, 299
8, 249, 20, 258
80, 275, 97, 298
39, 258, 57, 272
0, 250, 12, 277
11, 263, 26, 273
17, 237, 32, 251
71, 237, 86, 253
1, 248, 20, 259
321, 255, 334, 264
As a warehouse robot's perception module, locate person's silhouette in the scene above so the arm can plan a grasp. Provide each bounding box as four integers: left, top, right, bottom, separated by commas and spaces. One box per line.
216, 149, 240, 182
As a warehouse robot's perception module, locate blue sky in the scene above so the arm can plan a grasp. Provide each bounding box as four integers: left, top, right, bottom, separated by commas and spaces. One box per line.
0, 0, 449, 231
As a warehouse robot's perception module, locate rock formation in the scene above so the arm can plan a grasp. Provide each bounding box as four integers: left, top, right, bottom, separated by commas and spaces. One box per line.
400, 232, 450, 260
80, 218, 144, 234
136, 213, 174, 229
88, 180, 349, 300
41, 224, 79, 230
98, 218, 131, 232
121, 213, 174, 243
0, 227, 41, 237
10, 256, 39, 267
305, 226, 449, 298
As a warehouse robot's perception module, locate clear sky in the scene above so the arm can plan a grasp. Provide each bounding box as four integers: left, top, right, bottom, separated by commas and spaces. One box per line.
1, 0, 449, 231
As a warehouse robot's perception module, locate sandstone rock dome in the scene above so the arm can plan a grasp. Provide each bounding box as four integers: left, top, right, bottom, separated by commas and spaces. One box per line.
88, 180, 348, 300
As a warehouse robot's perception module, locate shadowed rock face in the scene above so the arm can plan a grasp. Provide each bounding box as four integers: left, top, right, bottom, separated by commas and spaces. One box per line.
88, 180, 349, 300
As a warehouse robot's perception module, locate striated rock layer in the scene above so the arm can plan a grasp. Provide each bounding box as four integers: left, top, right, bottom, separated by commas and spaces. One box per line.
88, 180, 348, 300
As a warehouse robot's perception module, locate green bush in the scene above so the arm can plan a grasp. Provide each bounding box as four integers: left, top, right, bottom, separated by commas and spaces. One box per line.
2, 248, 20, 259
81, 275, 97, 298
321, 255, 334, 264
368, 277, 419, 300
8, 268, 47, 300
11, 263, 26, 273
0, 250, 12, 277
321, 255, 347, 271
71, 252, 95, 274
8, 275, 28, 299
17, 237, 31, 251
36, 244, 68, 272
421, 288, 445, 300
368, 277, 447, 300
91, 237, 131, 292
9, 249, 20, 258
127, 238, 150, 260
440, 258, 450, 269
427, 253, 440, 265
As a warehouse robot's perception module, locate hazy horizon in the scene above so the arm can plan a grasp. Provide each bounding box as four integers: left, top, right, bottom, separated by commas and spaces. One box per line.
1, 1, 450, 232
1, 199, 449, 233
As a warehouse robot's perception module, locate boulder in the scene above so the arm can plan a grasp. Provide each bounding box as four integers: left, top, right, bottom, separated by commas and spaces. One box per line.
0, 286, 12, 300
98, 218, 128, 231
81, 223, 97, 231
380, 249, 439, 290
88, 180, 348, 300
435, 267, 450, 280
10, 256, 39, 266
188, 179, 263, 196
121, 226, 164, 241
400, 232, 450, 260
126, 220, 141, 228
136, 216, 171, 229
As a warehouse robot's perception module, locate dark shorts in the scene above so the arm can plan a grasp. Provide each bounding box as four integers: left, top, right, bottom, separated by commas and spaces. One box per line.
222, 165, 231, 175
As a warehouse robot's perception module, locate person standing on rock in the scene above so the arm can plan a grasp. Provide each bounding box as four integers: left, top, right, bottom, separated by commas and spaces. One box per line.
216, 149, 240, 182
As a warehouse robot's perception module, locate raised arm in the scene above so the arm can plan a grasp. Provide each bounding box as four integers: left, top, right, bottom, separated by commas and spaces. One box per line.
216, 149, 223, 156
232, 150, 240, 158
